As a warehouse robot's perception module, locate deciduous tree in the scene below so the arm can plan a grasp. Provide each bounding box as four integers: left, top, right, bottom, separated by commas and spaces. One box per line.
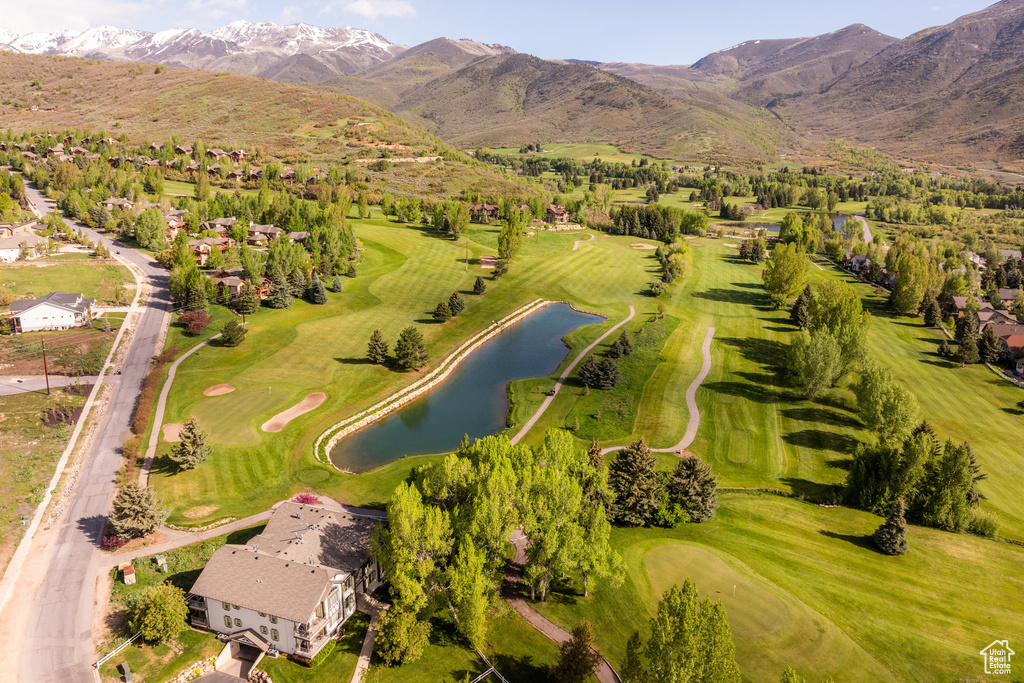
130, 584, 188, 643
762, 243, 807, 309
552, 621, 602, 683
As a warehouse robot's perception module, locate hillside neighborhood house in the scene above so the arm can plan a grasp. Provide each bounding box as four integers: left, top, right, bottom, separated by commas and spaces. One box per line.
188, 502, 384, 661
7, 292, 96, 333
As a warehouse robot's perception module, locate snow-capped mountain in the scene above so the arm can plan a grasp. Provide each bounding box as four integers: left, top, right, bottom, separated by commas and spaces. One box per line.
0, 21, 407, 81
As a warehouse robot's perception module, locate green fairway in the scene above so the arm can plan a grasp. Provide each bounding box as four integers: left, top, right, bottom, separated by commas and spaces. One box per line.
533, 494, 1024, 683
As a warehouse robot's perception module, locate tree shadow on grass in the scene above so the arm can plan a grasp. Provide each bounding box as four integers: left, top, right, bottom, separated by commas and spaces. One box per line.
492, 653, 557, 683
818, 530, 887, 555
779, 477, 835, 499
826, 458, 853, 471
783, 429, 859, 455
717, 336, 789, 367
920, 358, 958, 369
762, 326, 794, 333
781, 407, 863, 430
335, 357, 375, 365
692, 287, 769, 309
704, 381, 782, 405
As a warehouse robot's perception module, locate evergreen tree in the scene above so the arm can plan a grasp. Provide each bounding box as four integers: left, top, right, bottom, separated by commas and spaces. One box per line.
265, 267, 292, 309
448, 291, 465, 316
957, 336, 979, 366
608, 331, 634, 359
954, 311, 978, 345
367, 329, 389, 365
667, 456, 719, 523
433, 301, 452, 322
577, 355, 601, 389
220, 319, 246, 347
790, 285, 812, 328
110, 483, 169, 539
608, 439, 662, 526
923, 298, 942, 327
307, 273, 327, 304
597, 357, 621, 389
346, 262, 357, 278
978, 325, 1001, 363
289, 269, 309, 298
473, 276, 486, 295
184, 279, 207, 312
873, 498, 909, 556
394, 326, 428, 370
235, 282, 260, 316
551, 621, 602, 683
938, 339, 951, 358
332, 274, 343, 293
169, 417, 212, 470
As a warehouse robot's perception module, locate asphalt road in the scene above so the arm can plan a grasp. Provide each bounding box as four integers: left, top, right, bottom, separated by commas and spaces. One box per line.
17, 183, 171, 683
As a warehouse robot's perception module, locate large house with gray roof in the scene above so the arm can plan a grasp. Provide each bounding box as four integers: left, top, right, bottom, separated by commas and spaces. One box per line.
7, 292, 96, 333
187, 502, 384, 660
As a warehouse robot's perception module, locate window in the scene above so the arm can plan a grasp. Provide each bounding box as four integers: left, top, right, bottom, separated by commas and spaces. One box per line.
258, 612, 266, 617
344, 577, 353, 593
234, 618, 242, 627
269, 615, 278, 624
260, 626, 268, 635
224, 616, 231, 628
315, 604, 324, 619
345, 595, 355, 614
270, 628, 279, 641
232, 605, 240, 610
223, 602, 231, 610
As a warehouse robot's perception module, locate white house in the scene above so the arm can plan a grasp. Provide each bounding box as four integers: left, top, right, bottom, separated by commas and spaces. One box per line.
188, 502, 385, 661
7, 292, 96, 333
0, 232, 48, 263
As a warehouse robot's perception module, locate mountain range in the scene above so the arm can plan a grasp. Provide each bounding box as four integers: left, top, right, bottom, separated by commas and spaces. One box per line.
5, 1, 1024, 168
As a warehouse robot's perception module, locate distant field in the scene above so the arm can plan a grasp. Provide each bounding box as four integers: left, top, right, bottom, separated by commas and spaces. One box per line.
0, 259, 132, 304
488, 142, 684, 165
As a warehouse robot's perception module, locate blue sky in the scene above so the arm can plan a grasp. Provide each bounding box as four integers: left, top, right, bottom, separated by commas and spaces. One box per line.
8, 0, 997, 64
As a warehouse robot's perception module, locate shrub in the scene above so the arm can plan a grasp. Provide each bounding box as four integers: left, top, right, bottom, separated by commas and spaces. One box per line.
130, 584, 188, 643
178, 310, 211, 335
968, 510, 999, 537
649, 281, 668, 297
293, 492, 321, 505
122, 435, 142, 460
307, 639, 337, 668
131, 346, 178, 435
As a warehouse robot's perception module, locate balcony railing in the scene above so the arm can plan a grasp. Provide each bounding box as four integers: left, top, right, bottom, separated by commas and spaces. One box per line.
294, 632, 331, 658
294, 615, 327, 637
188, 596, 207, 610
190, 613, 209, 628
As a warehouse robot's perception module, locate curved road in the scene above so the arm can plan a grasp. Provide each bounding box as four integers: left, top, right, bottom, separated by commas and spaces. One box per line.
13, 183, 171, 683
603, 326, 716, 456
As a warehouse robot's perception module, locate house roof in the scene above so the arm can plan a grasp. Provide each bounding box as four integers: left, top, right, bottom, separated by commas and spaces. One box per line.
998, 288, 1019, 300
250, 502, 379, 574
189, 545, 334, 624
10, 292, 94, 316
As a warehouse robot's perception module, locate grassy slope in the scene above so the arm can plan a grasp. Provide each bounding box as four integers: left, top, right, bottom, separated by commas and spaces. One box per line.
0, 53, 528, 199
533, 493, 1023, 683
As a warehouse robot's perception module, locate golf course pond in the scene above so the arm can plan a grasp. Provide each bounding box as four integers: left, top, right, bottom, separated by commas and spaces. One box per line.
329, 302, 604, 472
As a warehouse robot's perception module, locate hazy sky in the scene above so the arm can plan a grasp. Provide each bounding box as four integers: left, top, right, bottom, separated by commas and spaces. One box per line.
5, 0, 998, 64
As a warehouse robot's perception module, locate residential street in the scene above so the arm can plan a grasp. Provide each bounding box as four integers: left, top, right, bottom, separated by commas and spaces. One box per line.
0, 375, 109, 396
8, 183, 171, 683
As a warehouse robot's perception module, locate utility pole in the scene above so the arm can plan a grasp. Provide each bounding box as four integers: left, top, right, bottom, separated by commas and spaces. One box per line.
40, 334, 50, 395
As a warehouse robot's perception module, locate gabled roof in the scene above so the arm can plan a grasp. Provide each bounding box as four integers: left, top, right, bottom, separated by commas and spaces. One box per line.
251, 502, 378, 574
189, 545, 334, 624
10, 292, 93, 316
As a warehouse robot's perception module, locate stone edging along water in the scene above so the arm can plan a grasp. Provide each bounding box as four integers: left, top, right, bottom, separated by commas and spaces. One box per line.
315, 298, 560, 469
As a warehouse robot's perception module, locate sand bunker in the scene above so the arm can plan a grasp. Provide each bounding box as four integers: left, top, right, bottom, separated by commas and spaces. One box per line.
203, 383, 236, 397
724, 243, 739, 248
162, 423, 183, 442
479, 255, 497, 270
631, 243, 658, 250
261, 392, 327, 433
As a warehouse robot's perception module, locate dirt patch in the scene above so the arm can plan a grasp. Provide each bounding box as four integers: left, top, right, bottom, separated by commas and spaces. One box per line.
261, 392, 328, 433
162, 423, 183, 442
44, 406, 82, 426
183, 504, 220, 519
479, 255, 497, 270
203, 383, 236, 397
108, 530, 169, 555
631, 243, 658, 250
723, 243, 740, 248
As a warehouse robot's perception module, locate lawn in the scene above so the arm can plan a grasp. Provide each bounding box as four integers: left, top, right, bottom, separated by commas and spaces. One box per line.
0, 259, 133, 304
532, 493, 1024, 683
372, 605, 569, 683
99, 524, 266, 682
261, 612, 369, 683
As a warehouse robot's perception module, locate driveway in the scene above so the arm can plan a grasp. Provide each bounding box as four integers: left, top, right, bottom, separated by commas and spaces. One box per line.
13, 182, 172, 683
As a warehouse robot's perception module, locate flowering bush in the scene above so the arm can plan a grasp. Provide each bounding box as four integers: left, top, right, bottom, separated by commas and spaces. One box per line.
292, 492, 320, 505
